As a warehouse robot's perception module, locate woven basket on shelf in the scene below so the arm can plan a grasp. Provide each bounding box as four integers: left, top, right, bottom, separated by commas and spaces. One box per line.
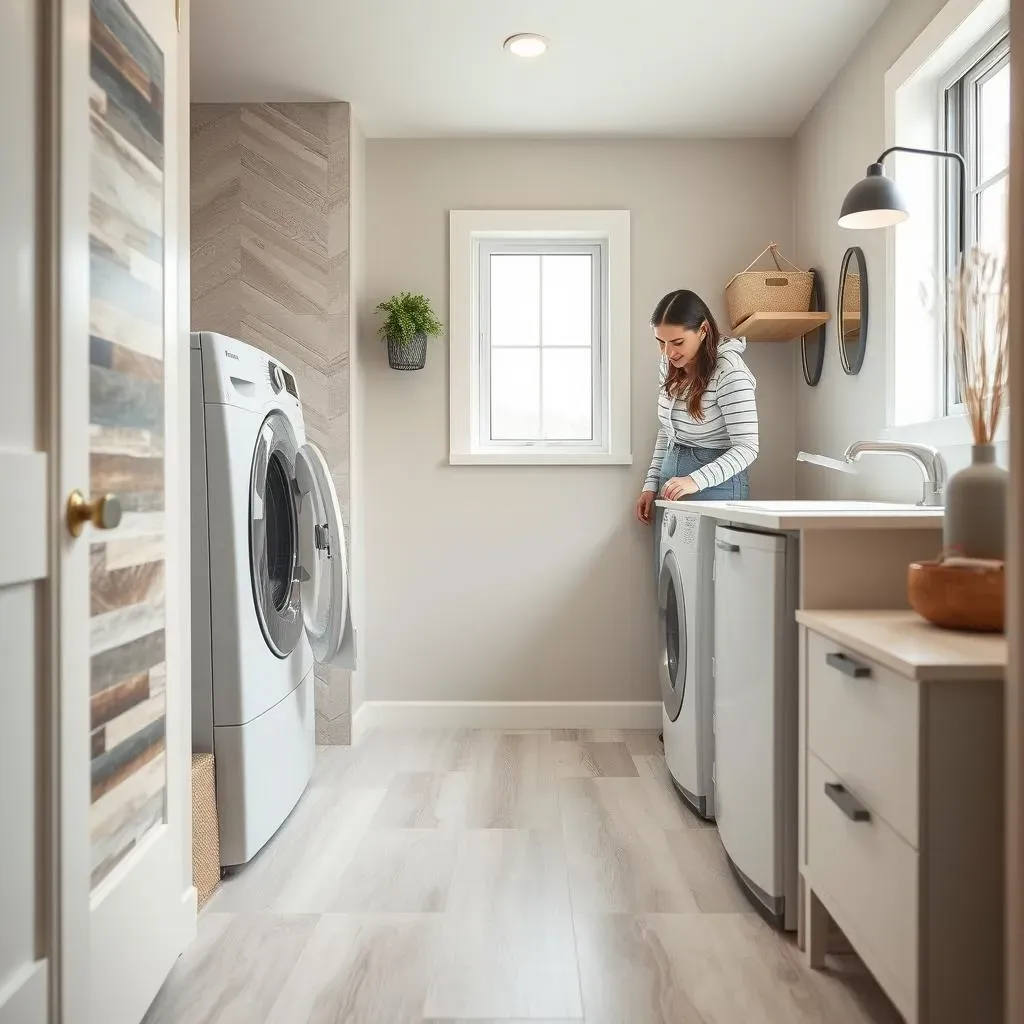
724, 243, 814, 330
191, 752, 221, 908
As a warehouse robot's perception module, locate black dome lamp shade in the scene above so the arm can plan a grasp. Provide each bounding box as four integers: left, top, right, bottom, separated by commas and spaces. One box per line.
838, 145, 967, 259
838, 164, 909, 229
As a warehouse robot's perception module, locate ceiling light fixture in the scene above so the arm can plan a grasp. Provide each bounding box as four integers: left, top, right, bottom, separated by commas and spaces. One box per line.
503, 33, 548, 58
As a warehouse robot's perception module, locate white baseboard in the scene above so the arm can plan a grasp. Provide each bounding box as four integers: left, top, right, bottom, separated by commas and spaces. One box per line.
350, 701, 370, 744
352, 701, 661, 737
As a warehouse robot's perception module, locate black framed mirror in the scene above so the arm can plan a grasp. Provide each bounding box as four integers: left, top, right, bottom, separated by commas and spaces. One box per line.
800, 268, 826, 387
838, 246, 868, 376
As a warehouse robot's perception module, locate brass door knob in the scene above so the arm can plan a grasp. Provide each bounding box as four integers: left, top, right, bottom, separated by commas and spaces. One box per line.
66, 491, 122, 538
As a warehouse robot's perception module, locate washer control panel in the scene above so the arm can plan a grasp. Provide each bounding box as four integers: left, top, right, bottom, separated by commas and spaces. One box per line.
267, 361, 300, 401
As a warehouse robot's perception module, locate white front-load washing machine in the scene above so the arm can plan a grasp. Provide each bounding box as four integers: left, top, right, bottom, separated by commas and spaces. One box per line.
191, 331, 354, 867
657, 504, 716, 821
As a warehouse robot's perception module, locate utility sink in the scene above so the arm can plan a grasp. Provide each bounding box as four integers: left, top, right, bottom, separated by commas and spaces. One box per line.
726, 500, 939, 513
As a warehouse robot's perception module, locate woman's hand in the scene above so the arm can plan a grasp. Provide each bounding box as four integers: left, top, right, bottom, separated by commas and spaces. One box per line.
661, 476, 699, 501
635, 490, 656, 524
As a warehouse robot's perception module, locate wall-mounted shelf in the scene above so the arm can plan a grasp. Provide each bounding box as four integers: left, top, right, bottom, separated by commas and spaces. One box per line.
734, 311, 831, 343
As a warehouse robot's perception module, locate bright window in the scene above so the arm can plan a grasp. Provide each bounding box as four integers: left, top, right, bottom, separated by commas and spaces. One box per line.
943, 26, 1010, 411
481, 244, 601, 445
883, 0, 1010, 439
449, 210, 631, 466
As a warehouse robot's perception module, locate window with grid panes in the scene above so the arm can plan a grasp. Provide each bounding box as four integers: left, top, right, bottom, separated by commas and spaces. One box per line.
478, 241, 604, 449
943, 26, 1010, 412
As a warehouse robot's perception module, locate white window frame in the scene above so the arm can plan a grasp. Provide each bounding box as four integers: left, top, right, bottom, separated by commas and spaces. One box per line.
882, 0, 1010, 449
449, 209, 632, 466
941, 25, 1010, 415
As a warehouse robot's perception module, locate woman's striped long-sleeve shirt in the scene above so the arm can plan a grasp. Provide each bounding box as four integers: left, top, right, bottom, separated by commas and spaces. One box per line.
644, 336, 760, 493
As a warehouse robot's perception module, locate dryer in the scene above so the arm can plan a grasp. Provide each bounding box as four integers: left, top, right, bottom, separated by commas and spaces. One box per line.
191, 331, 353, 867
657, 504, 716, 820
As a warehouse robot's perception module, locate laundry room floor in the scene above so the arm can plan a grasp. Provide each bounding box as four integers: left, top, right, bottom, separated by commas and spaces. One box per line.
144, 729, 901, 1024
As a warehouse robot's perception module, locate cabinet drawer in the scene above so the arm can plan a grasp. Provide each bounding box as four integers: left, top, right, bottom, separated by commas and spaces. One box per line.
806, 753, 918, 1022
806, 629, 920, 847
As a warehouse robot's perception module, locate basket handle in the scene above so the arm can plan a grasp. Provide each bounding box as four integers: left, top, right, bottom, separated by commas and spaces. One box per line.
737, 242, 805, 274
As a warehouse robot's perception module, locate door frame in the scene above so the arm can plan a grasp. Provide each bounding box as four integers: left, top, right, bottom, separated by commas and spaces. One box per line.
1006, 0, 1023, 1017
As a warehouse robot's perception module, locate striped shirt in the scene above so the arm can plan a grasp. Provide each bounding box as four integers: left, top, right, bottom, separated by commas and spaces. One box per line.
644, 337, 759, 492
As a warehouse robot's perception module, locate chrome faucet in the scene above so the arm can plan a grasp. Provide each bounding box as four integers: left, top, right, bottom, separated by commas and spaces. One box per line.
842, 440, 947, 507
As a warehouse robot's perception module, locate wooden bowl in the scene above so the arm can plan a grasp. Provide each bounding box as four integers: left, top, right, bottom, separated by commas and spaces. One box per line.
908, 560, 1005, 633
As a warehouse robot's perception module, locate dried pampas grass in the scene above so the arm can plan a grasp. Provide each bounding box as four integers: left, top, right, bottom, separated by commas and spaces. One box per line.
951, 247, 1009, 445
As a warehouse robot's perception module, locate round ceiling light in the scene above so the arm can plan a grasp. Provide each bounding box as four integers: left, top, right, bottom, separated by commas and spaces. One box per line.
503, 33, 548, 58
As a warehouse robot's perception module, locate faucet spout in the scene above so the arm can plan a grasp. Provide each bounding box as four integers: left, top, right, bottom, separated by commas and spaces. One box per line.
842, 440, 947, 507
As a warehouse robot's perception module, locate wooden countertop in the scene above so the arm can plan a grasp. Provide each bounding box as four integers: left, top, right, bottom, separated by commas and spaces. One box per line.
795, 609, 1007, 682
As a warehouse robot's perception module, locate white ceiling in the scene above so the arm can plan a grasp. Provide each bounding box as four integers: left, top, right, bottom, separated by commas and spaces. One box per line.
191, 0, 891, 138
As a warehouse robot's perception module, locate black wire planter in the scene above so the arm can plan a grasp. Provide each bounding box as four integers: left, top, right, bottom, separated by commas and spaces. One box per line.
387, 332, 428, 371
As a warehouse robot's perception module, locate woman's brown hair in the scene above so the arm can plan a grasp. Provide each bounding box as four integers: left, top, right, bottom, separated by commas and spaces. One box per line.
650, 289, 721, 421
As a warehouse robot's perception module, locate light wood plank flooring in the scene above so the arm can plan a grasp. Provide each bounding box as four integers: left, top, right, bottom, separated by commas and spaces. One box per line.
145, 729, 901, 1024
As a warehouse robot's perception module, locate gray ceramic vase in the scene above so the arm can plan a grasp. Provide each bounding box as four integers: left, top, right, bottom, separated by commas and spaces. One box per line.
942, 443, 1008, 559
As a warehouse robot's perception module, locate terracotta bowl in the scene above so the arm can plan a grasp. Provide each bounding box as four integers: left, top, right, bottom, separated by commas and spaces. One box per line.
908, 560, 1005, 633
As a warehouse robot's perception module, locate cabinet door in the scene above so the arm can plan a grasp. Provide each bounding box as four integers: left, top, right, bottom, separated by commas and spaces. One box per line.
713, 526, 785, 902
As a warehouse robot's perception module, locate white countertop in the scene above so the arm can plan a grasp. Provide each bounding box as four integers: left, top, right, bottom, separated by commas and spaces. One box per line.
655, 499, 945, 531
795, 609, 1006, 681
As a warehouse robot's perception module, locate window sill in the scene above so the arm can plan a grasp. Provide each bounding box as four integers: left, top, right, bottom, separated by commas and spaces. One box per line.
882, 413, 1010, 448
450, 450, 633, 467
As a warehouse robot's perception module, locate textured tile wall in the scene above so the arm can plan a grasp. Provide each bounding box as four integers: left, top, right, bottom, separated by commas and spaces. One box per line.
190, 102, 352, 744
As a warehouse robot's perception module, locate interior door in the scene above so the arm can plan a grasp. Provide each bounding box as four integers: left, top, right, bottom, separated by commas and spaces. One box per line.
0, 3, 50, 1021
57, 0, 194, 1018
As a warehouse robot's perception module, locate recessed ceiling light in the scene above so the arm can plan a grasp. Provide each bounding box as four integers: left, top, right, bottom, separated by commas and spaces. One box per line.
503, 33, 548, 58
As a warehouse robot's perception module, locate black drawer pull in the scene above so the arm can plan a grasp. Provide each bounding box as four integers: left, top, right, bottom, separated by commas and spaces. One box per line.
824, 782, 871, 822
826, 652, 872, 678
715, 540, 740, 553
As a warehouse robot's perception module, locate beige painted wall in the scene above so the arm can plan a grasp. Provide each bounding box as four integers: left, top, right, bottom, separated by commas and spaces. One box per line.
793, 0, 1004, 500
361, 139, 796, 703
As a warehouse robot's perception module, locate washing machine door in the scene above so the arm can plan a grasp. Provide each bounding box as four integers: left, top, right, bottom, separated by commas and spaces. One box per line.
294, 441, 349, 664
658, 549, 687, 722
250, 410, 304, 658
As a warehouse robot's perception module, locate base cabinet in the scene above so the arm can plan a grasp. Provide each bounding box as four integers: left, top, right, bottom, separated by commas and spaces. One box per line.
799, 620, 1004, 1024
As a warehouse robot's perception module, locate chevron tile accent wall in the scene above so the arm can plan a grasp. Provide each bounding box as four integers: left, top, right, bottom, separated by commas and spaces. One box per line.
190, 102, 352, 744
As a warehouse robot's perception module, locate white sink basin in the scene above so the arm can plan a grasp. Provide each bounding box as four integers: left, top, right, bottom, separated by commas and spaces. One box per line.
726, 500, 939, 513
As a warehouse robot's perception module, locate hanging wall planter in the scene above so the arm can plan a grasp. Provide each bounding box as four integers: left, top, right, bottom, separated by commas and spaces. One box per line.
375, 292, 444, 371
387, 332, 428, 370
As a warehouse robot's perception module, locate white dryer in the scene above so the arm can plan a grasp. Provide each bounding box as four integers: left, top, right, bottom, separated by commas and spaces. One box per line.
657, 504, 716, 820
191, 331, 353, 867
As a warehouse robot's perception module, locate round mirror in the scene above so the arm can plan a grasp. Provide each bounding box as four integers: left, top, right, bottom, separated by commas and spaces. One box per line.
838, 246, 868, 376
800, 269, 826, 387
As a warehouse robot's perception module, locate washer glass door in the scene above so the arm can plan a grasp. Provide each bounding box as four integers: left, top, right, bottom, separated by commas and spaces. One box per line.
250, 410, 303, 658
294, 441, 348, 664
658, 550, 687, 722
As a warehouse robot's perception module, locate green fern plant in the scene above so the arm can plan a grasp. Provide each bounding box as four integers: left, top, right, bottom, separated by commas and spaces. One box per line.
375, 292, 444, 348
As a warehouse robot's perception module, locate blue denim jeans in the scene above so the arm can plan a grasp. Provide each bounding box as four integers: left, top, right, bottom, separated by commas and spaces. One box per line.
653, 443, 750, 577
